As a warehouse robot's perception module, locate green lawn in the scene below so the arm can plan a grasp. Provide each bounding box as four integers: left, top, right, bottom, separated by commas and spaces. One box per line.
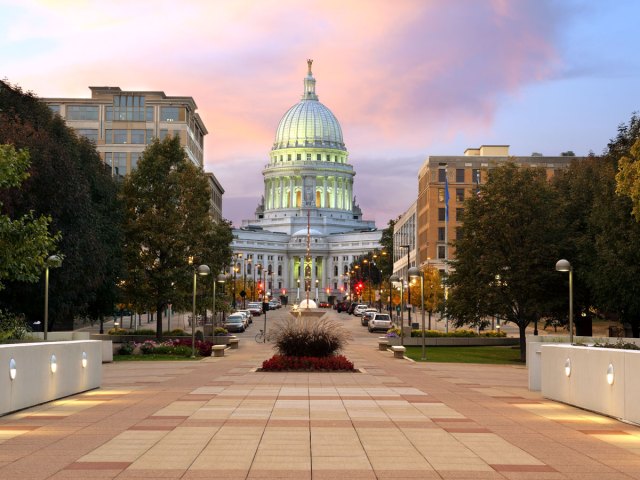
113, 354, 201, 362
403, 346, 523, 364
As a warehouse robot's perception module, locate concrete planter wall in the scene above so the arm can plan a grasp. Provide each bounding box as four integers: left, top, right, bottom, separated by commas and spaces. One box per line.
541, 344, 640, 425
387, 337, 518, 347
0, 340, 102, 416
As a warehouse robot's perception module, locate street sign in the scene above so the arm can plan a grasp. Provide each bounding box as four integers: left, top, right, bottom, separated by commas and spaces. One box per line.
240, 290, 246, 298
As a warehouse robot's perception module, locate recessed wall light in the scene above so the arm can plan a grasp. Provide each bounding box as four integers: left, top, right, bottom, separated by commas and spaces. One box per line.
606, 363, 614, 385
9, 358, 16, 380
82, 352, 87, 368
50, 354, 57, 373
564, 358, 571, 377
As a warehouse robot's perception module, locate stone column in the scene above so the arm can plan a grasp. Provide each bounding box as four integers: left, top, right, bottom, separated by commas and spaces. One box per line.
322, 176, 327, 207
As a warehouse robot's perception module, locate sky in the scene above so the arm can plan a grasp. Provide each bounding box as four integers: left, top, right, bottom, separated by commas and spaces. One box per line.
2, 0, 639, 228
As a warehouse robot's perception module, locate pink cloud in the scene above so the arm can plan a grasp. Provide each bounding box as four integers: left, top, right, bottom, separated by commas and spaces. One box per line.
2, 0, 569, 227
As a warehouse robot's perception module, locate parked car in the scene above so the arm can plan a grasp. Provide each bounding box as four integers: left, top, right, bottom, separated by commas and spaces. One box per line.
223, 314, 246, 333
347, 302, 359, 315
335, 302, 348, 313
268, 300, 280, 310
361, 308, 378, 326
247, 302, 262, 316
368, 313, 392, 333
353, 304, 370, 317
235, 310, 252, 325
318, 301, 331, 308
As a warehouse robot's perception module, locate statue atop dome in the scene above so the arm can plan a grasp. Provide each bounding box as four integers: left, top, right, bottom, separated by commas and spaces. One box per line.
307, 59, 313, 74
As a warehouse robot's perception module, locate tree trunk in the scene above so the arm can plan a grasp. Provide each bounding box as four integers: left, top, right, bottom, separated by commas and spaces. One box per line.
156, 303, 164, 341
518, 323, 527, 362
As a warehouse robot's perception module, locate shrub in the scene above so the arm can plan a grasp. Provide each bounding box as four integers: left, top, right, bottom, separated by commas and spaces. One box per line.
139, 340, 157, 354
270, 317, 351, 357
118, 342, 134, 355
166, 329, 187, 336
108, 327, 129, 335
409, 329, 507, 338
172, 338, 213, 357
213, 327, 229, 336
261, 354, 354, 371
593, 340, 640, 350
386, 326, 401, 337
0, 310, 31, 341
132, 329, 156, 335
195, 330, 204, 341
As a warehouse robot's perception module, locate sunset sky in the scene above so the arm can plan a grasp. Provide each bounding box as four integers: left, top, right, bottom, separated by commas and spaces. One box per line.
2, 0, 639, 228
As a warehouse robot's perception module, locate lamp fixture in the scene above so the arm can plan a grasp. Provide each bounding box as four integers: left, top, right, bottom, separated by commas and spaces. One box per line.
9, 358, 16, 380
606, 363, 614, 385
82, 351, 88, 368
564, 358, 571, 377
50, 354, 57, 373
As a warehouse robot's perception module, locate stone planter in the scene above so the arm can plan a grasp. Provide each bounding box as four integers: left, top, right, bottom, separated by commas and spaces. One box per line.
387, 336, 518, 347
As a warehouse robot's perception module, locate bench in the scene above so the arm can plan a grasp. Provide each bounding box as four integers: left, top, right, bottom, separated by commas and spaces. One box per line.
391, 346, 406, 359
378, 338, 389, 351
228, 338, 239, 350
212, 345, 226, 357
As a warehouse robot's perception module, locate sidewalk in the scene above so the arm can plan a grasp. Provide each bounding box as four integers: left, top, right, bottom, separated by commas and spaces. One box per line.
2, 314, 640, 479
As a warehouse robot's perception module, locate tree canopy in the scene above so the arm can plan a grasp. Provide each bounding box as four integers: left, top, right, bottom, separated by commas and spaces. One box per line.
120, 136, 232, 340
447, 163, 566, 360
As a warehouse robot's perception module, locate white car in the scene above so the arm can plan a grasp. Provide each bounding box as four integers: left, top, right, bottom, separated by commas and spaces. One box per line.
353, 304, 370, 316
247, 302, 263, 316
368, 313, 392, 333
361, 308, 378, 326
233, 310, 251, 327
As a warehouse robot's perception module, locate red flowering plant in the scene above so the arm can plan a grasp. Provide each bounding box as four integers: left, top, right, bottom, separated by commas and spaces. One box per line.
261, 318, 355, 371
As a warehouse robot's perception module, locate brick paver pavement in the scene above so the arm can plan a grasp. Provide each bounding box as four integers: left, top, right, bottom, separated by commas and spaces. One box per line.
2, 309, 640, 479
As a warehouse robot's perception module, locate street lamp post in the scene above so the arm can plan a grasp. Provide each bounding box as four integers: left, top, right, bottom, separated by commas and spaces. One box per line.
212, 273, 226, 337
315, 279, 319, 303
390, 274, 404, 346
43, 254, 62, 341
555, 259, 574, 344
242, 256, 247, 309
409, 267, 426, 361
192, 264, 210, 357
400, 245, 411, 327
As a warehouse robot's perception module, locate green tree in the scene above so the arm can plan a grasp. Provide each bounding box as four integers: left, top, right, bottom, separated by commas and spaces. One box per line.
0, 81, 122, 329
615, 138, 640, 221
120, 136, 232, 340
0, 144, 60, 288
447, 163, 565, 361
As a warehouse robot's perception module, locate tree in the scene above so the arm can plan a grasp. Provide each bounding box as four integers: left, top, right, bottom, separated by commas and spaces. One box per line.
447, 163, 565, 361
615, 138, 640, 221
0, 81, 122, 329
0, 144, 60, 289
120, 136, 232, 340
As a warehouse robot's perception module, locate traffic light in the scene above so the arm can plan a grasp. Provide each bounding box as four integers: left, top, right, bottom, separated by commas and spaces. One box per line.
281, 288, 286, 295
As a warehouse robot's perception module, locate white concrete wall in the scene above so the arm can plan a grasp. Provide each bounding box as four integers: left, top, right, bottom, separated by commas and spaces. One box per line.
30, 332, 90, 341
0, 340, 102, 416
541, 345, 640, 424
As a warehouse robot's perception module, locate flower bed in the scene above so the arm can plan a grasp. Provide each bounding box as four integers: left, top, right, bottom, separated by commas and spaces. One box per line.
117, 338, 213, 357
261, 354, 355, 372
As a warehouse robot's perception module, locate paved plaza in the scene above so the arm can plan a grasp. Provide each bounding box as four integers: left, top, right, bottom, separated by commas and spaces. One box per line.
2, 309, 640, 479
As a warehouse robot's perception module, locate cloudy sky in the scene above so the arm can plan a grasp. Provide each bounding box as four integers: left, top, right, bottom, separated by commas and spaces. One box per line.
2, 0, 639, 228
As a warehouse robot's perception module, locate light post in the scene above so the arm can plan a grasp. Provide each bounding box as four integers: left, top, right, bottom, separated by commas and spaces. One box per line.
296, 279, 300, 303
242, 256, 247, 308
212, 273, 226, 335
315, 279, 319, 303
400, 245, 411, 327
556, 259, 574, 344
409, 266, 426, 361
390, 274, 404, 346
364, 258, 372, 305
254, 263, 261, 301
192, 264, 210, 357
43, 254, 62, 341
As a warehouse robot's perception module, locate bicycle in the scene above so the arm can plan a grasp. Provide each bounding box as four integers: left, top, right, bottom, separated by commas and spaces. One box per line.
255, 329, 265, 343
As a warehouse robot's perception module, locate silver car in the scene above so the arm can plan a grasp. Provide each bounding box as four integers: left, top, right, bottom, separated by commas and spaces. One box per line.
223, 314, 246, 333
368, 313, 392, 333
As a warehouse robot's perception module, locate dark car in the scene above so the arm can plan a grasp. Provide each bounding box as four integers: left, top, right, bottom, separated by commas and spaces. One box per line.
223, 314, 246, 333
335, 302, 348, 313
347, 302, 359, 315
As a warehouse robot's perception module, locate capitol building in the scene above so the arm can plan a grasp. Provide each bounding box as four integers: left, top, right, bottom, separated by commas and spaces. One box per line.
231, 60, 381, 303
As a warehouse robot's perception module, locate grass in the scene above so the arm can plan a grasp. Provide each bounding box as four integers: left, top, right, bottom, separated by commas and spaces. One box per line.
113, 354, 201, 362
403, 346, 523, 364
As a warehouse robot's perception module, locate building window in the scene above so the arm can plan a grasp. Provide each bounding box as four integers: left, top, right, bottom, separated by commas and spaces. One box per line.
456, 208, 464, 221
317, 154, 321, 161
247, 264, 252, 275
130, 129, 145, 144
146, 129, 154, 144
456, 188, 464, 202
48, 104, 60, 115
438, 169, 447, 183
288, 154, 292, 161
159, 129, 169, 140
334, 282, 338, 290
456, 168, 465, 183
343, 265, 348, 274
111, 95, 146, 121
160, 106, 184, 122
75, 129, 98, 143
438, 188, 445, 202
472, 168, 481, 184
334, 265, 338, 276
66, 105, 99, 121
105, 152, 127, 178
278, 265, 282, 276
438, 245, 446, 259
438, 227, 445, 241
146, 106, 154, 121
130, 152, 140, 171
296, 154, 301, 161
438, 208, 446, 221
306, 153, 311, 161
257, 255, 263, 260
456, 227, 463, 241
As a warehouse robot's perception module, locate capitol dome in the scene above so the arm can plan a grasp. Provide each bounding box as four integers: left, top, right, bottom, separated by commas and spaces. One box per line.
272, 60, 345, 151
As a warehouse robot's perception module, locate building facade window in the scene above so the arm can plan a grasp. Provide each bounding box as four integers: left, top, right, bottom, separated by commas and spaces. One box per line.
438, 245, 446, 259
456, 227, 464, 241
107, 95, 147, 121
438, 208, 446, 221
438, 188, 445, 202
438, 168, 447, 183
456, 208, 464, 222
472, 168, 481, 184
76, 129, 98, 142
297, 154, 301, 161
456, 188, 464, 202
160, 106, 184, 122
317, 154, 321, 161
456, 168, 465, 182
130, 152, 140, 171
438, 227, 445, 241
67, 105, 99, 121
48, 104, 60, 115
130, 129, 145, 144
